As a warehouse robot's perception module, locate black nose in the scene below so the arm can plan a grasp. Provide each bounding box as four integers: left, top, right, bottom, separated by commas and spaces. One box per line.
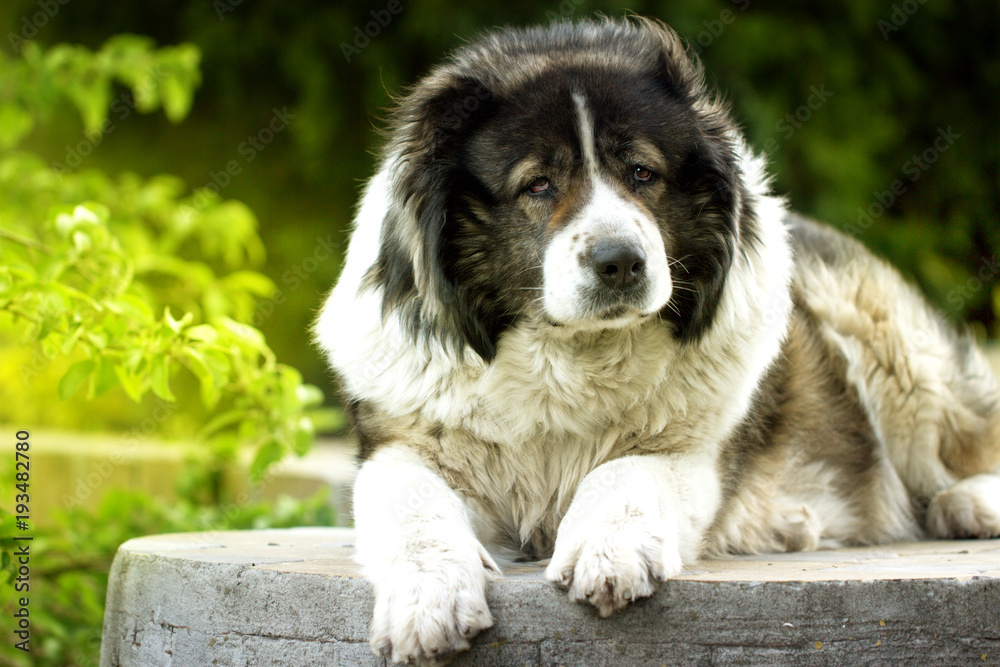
591, 239, 646, 289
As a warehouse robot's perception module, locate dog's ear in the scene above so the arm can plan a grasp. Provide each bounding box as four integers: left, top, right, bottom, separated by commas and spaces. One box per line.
638, 17, 744, 341
366, 71, 500, 360
669, 135, 741, 342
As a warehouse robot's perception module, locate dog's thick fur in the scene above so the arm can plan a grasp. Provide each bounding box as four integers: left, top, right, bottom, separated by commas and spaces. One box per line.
316, 18, 1000, 666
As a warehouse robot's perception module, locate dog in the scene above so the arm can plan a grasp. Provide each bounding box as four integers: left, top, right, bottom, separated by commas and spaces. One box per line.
315, 17, 1000, 666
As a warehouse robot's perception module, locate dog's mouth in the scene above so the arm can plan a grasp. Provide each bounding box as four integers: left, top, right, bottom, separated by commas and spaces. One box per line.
599, 305, 629, 320
587, 285, 662, 324
545, 304, 653, 329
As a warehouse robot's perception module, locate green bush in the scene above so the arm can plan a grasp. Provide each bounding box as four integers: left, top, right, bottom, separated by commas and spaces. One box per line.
0, 36, 339, 475
0, 35, 341, 666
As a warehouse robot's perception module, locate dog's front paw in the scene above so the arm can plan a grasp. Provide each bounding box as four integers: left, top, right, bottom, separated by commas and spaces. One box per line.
368, 542, 501, 666
927, 474, 1000, 539
545, 511, 682, 617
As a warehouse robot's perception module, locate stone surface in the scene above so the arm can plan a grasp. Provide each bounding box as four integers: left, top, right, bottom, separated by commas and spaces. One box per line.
101, 528, 1000, 666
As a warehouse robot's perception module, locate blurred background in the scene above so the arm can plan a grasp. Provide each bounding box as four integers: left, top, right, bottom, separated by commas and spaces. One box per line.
5, 0, 999, 396
0, 1, 998, 664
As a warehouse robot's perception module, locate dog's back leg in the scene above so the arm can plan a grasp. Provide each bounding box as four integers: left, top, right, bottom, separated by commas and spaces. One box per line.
791, 218, 1000, 538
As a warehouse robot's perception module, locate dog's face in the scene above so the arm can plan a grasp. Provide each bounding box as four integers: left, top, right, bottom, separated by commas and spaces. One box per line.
469, 82, 681, 330
367, 20, 747, 360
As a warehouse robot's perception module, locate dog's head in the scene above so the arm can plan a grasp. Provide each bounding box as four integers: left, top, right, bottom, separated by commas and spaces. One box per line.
364, 18, 749, 361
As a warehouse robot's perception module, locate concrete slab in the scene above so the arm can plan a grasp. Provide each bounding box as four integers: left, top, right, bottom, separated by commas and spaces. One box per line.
101, 528, 1000, 666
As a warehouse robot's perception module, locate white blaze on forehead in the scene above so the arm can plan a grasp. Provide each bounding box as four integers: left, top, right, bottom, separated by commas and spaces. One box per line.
572, 92, 599, 178
536, 92, 673, 327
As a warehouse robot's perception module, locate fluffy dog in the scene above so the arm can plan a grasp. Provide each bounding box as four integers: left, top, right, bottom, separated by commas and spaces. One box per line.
315, 18, 1000, 666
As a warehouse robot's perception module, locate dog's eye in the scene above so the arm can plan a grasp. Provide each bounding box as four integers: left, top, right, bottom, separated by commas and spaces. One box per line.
633, 166, 654, 182
528, 177, 551, 195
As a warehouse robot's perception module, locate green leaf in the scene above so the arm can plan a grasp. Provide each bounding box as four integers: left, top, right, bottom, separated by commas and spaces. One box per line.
72, 229, 93, 252
84, 328, 108, 351
199, 409, 246, 439
218, 316, 265, 347
59, 323, 86, 355
185, 324, 218, 343
150, 354, 175, 402
201, 348, 232, 381
292, 417, 315, 456
0, 103, 35, 149
109, 294, 154, 324
36, 314, 60, 341
63, 61, 112, 135
276, 365, 305, 417
73, 202, 109, 226
295, 384, 325, 408
88, 355, 120, 399
160, 74, 196, 123
182, 348, 218, 409
58, 359, 95, 400
249, 439, 285, 481
113, 362, 145, 403
164, 307, 192, 333
222, 270, 276, 297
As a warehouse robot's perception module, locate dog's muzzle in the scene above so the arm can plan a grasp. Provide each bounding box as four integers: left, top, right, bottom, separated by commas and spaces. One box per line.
590, 238, 647, 291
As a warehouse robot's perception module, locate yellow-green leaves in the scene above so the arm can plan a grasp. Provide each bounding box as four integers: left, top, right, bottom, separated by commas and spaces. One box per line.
0, 102, 33, 149
0, 36, 202, 142
57, 359, 94, 400
2, 37, 333, 485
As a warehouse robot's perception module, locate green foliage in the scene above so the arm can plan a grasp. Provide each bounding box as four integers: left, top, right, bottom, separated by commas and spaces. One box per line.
0, 36, 338, 477
0, 487, 336, 667
1, 35, 200, 148
0, 36, 343, 664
